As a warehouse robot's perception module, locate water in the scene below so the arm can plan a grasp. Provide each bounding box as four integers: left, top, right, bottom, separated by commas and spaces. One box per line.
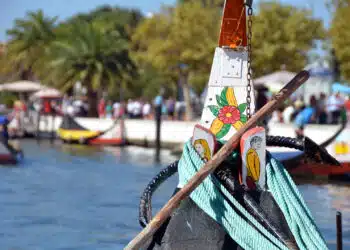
0, 140, 349, 249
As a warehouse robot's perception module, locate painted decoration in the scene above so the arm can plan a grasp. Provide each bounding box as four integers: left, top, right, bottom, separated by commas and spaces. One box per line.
207, 87, 247, 139
200, 48, 255, 141
333, 131, 350, 155
240, 127, 266, 190
192, 125, 218, 162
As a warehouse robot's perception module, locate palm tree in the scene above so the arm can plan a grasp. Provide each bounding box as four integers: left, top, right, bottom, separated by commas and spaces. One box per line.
41, 20, 136, 116
1, 10, 57, 80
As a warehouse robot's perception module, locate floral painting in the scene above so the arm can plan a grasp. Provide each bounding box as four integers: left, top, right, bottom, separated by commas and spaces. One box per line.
208, 87, 247, 139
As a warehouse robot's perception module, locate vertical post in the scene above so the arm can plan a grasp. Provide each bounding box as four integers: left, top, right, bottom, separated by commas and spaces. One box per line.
337, 211, 342, 250
155, 104, 162, 162
50, 113, 55, 144
119, 81, 127, 146
36, 110, 41, 143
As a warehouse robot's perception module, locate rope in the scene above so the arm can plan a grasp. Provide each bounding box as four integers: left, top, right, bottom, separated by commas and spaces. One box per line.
178, 140, 328, 250
139, 161, 178, 227
138, 135, 337, 229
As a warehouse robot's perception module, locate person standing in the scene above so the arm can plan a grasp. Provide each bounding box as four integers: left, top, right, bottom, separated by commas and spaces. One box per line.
142, 101, 151, 119
113, 101, 120, 119
166, 97, 175, 120
61, 94, 70, 115
317, 93, 327, 124
105, 100, 113, 118
327, 92, 345, 124
294, 95, 317, 138
98, 98, 106, 118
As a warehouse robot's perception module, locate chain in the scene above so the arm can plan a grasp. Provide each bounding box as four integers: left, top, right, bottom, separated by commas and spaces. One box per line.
246, 6, 253, 120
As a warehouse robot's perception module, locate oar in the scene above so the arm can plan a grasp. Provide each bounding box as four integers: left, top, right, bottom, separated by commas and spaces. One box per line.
125, 70, 310, 250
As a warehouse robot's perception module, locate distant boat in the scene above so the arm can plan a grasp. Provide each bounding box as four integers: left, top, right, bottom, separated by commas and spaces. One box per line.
57, 115, 124, 145
0, 140, 24, 165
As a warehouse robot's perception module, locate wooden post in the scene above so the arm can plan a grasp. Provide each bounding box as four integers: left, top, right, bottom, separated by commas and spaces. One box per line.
50, 114, 55, 144
36, 111, 41, 143
337, 211, 342, 250
124, 71, 309, 250
155, 104, 162, 162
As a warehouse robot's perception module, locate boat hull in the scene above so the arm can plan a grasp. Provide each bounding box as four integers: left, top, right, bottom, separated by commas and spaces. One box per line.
57, 116, 124, 146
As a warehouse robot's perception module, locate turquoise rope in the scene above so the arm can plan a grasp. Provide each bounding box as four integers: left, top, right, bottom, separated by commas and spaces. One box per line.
178, 141, 328, 250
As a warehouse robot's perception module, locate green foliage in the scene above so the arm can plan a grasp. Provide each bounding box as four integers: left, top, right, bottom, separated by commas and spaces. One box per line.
330, 1, 350, 82
178, 0, 224, 7
0, 10, 57, 79
65, 5, 143, 40
0, 92, 17, 108
1, 0, 329, 107
39, 20, 136, 94
132, 1, 220, 92
251, 2, 325, 77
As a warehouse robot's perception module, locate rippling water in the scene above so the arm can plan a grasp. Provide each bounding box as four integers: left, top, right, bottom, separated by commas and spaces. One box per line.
0, 140, 349, 249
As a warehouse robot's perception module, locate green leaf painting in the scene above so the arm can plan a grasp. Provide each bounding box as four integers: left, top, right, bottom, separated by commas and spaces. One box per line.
216, 123, 231, 139
208, 105, 219, 116
238, 103, 247, 114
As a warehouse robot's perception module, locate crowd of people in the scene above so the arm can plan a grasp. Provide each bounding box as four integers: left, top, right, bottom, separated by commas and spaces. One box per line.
263, 91, 350, 138
46, 94, 190, 121
95, 95, 189, 121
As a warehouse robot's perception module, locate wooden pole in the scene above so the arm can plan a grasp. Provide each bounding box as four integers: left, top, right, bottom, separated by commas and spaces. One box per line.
337, 211, 342, 250
155, 105, 162, 162
124, 70, 309, 250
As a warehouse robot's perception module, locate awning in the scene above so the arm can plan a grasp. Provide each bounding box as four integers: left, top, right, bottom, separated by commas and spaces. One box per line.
0, 81, 43, 93
332, 83, 350, 94
30, 88, 62, 100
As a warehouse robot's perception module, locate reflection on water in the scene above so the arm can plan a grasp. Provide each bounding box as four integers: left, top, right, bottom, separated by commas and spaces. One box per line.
0, 140, 348, 249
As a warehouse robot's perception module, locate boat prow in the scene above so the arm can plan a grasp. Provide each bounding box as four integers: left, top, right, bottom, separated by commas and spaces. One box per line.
0, 139, 23, 165
269, 119, 350, 176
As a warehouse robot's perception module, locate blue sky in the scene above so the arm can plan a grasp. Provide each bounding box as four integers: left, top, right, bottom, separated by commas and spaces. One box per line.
0, 0, 331, 42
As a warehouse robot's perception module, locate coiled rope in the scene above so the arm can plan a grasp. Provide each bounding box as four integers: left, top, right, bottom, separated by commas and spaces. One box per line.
178, 140, 328, 250
139, 135, 333, 228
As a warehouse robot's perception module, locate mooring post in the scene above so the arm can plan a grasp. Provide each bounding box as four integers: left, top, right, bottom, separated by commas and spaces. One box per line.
36, 111, 41, 143
155, 104, 162, 162
50, 114, 55, 144
337, 211, 342, 250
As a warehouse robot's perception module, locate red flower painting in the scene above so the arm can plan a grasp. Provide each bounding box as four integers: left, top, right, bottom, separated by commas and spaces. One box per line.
208, 87, 248, 139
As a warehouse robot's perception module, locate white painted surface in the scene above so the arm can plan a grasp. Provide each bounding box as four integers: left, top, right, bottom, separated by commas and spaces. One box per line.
200, 48, 255, 140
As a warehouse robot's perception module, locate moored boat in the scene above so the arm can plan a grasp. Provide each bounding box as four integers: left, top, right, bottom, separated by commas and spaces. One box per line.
57, 115, 124, 145
0, 139, 24, 165
0, 115, 23, 165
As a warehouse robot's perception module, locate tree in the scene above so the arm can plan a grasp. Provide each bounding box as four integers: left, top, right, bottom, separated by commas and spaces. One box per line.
178, 0, 224, 7
330, 1, 350, 82
251, 2, 325, 77
132, 2, 220, 119
65, 5, 143, 41
0, 10, 57, 80
40, 20, 136, 116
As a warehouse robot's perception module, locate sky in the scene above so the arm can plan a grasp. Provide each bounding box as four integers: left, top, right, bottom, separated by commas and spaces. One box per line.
0, 0, 331, 42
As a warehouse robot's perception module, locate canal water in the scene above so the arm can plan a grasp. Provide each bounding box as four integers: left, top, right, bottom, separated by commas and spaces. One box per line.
0, 140, 349, 249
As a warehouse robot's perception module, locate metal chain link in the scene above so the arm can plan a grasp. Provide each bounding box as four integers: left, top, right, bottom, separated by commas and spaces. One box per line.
246, 6, 253, 120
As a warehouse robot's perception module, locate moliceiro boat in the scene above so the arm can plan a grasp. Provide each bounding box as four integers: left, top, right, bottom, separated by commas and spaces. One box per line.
57, 115, 125, 145
0, 116, 23, 165
268, 118, 350, 177
0, 139, 24, 165
127, 1, 340, 249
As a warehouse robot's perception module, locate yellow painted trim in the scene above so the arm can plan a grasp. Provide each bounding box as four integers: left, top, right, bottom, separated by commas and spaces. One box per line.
57, 128, 100, 141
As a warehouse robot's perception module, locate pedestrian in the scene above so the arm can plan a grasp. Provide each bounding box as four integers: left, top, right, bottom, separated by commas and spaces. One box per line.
105, 100, 113, 118
327, 92, 345, 124
317, 93, 327, 124
166, 97, 175, 120
294, 95, 317, 139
